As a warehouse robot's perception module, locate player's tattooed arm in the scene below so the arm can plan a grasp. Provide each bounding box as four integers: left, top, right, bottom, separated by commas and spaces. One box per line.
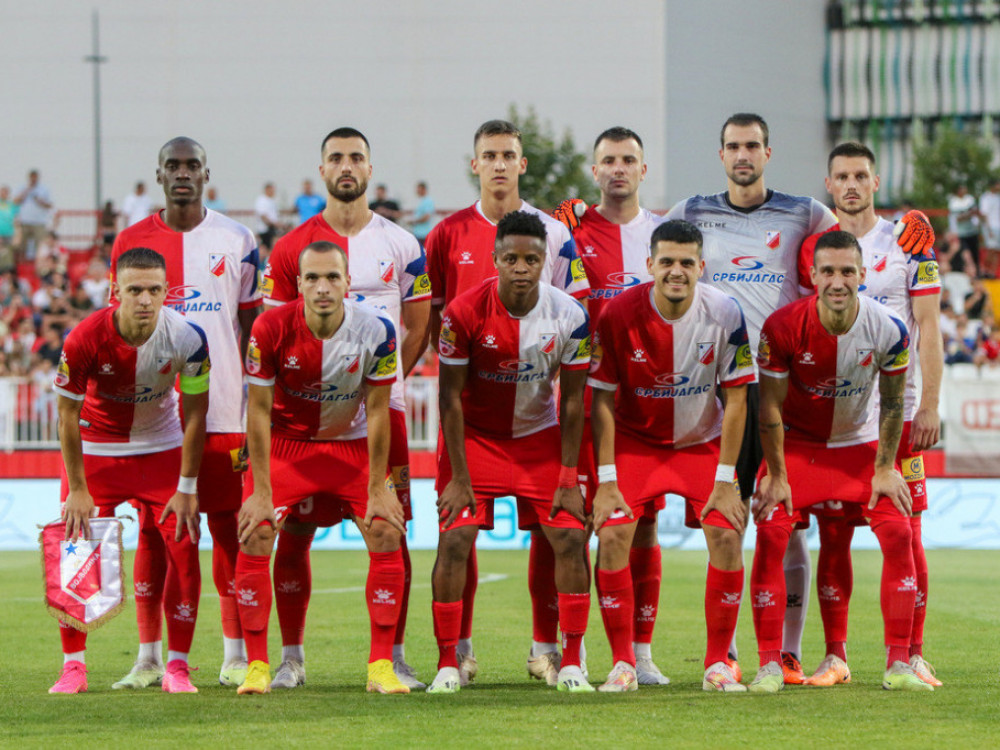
754, 374, 792, 522
58, 395, 93, 542
437, 362, 475, 528
871, 372, 912, 515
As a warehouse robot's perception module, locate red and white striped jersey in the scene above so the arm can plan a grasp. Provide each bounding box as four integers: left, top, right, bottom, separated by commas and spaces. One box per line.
425, 200, 590, 308
588, 283, 755, 448
110, 209, 261, 434
573, 206, 663, 323
438, 280, 591, 439
261, 211, 429, 412
245, 299, 397, 442
798, 218, 940, 418
757, 295, 910, 447
54, 306, 210, 456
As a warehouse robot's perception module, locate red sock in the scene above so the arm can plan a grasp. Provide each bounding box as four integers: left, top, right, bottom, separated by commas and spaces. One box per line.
274, 530, 313, 647
236, 551, 273, 664
133, 505, 165, 643
596, 567, 634, 666
460, 547, 477, 640
161, 525, 202, 654
529, 533, 559, 644
817, 516, 853, 661
433, 601, 462, 669
394, 537, 411, 647
871, 518, 916, 667
909, 515, 927, 657
558, 592, 590, 668
367, 549, 404, 662
705, 564, 743, 668
59, 621, 87, 654
207, 511, 241, 639
750, 523, 791, 666
630, 544, 662, 645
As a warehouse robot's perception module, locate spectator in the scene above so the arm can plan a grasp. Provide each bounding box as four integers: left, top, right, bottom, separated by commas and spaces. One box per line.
410, 180, 435, 246
369, 184, 402, 223
979, 179, 1000, 278
947, 184, 980, 275
0, 185, 18, 272
294, 179, 325, 224
13, 169, 53, 265
67, 284, 95, 320
122, 181, 153, 227
34, 231, 68, 278
203, 186, 227, 213
100, 201, 119, 246
975, 325, 1000, 367
964, 276, 993, 320
80, 257, 110, 309
946, 314, 979, 365
254, 182, 280, 251
34, 324, 63, 367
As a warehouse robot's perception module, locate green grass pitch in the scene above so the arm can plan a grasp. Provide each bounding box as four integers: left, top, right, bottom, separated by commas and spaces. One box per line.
2, 548, 998, 747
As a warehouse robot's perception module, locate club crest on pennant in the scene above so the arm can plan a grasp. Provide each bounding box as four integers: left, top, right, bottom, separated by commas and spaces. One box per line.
765, 230, 781, 249
209, 253, 226, 277
62, 540, 102, 604
697, 342, 715, 365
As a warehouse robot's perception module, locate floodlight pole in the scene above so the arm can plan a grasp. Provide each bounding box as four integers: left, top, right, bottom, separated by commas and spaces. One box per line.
84, 9, 107, 211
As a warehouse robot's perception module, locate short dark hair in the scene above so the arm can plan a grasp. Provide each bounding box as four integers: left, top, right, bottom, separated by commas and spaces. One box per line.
720, 113, 769, 147
827, 141, 876, 172
158, 137, 206, 165
116, 247, 166, 273
495, 211, 547, 247
650, 219, 703, 257
593, 126, 643, 154
474, 120, 522, 150
813, 230, 863, 264
321, 128, 371, 157
298, 240, 348, 273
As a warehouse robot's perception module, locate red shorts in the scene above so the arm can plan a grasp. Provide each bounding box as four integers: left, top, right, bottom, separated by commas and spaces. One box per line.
612, 433, 733, 530
243, 436, 374, 526
60, 447, 182, 513
755, 439, 909, 530
436, 425, 584, 532
285, 407, 411, 526
579, 419, 661, 524
197, 432, 246, 514
898, 421, 928, 514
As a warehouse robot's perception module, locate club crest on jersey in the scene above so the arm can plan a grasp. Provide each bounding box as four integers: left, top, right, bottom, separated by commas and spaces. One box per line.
697, 342, 715, 365
156, 357, 173, 374
871, 254, 888, 273
55, 355, 70, 387
539, 333, 557, 354
379, 260, 394, 284
765, 230, 781, 249
343, 354, 360, 374
857, 348, 874, 367
209, 253, 226, 277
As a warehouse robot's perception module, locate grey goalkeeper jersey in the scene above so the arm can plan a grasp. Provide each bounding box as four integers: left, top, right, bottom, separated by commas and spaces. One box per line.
666, 190, 836, 353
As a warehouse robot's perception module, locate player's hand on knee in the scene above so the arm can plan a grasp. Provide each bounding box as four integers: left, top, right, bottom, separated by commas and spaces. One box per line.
551, 486, 587, 525
869, 468, 912, 516
703, 481, 746, 535
238, 491, 276, 544
366, 483, 406, 534
893, 210, 935, 256
437, 478, 475, 530
62, 489, 96, 542
551, 198, 586, 231
161, 491, 201, 544
592, 482, 631, 531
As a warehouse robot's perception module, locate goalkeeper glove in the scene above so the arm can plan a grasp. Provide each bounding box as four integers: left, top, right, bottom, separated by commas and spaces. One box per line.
551, 198, 586, 231
894, 209, 935, 256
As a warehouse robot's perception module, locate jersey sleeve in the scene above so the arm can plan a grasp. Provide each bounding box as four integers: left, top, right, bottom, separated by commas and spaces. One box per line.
586, 312, 619, 392
365, 316, 398, 386
437, 300, 471, 365
400, 236, 432, 302
879, 313, 911, 376
810, 199, 839, 234
245, 316, 277, 386
663, 199, 687, 222
178, 322, 211, 394
425, 223, 447, 307
52, 327, 91, 400
560, 303, 591, 370
240, 233, 263, 310
261, 238, 299, 304
908, 246, 941, 298
756, 314, 790, 378
797, 232, 821, 295
719, 299, 757, 387
550, 228, 590, 299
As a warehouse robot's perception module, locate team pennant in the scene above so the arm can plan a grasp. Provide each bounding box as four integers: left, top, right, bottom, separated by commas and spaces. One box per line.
209, 253, 226, 277
41, 517, 126, 632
